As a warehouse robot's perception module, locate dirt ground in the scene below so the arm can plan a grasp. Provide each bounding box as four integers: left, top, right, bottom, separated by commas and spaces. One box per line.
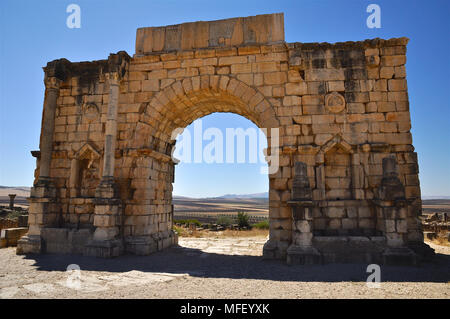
0, 235, 449, 299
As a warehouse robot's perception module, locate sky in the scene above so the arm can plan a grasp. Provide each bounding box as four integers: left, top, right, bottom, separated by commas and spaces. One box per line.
0, 0, 449, 197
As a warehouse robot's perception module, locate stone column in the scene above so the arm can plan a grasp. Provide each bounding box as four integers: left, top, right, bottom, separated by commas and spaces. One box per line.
86, 72, 123, 257
8, 194, 16, 209
69, 158, 79, 197
314, 153, 325, 200
17, 74, 61, 255
102, 73, 119, 181
37, 77, 60, 183
94, 72, 120, 199
286, 162, 321, 264
373, 156, 417, 265
351, 153, 364, 199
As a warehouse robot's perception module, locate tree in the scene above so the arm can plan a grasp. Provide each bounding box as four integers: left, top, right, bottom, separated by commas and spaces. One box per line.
237, 211, 250, 229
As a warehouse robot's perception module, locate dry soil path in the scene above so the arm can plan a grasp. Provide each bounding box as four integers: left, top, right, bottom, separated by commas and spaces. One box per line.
0, 237, 448, 299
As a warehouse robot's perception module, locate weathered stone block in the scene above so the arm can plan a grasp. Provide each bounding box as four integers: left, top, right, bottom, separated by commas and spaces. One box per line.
285, 82, 307, 95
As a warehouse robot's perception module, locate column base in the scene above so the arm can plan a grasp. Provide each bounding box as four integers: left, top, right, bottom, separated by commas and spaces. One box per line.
286, 244, 322, 265
382, 247, 417, 265
31, 177, 56, 198
125, 236, 158, 255
16, 235, 43, 254
262, 239, 289, 260
84, 239, 123, 258
95, 176, 119, 199
157, 230, 178, 251
122, 231, 178, 256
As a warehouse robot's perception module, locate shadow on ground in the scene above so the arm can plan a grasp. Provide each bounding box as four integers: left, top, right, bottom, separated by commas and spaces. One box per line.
21, 244, 450, 284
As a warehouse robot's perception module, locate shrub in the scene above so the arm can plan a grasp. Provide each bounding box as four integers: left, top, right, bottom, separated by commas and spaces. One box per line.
237, 211, 250, 228
252, 220, 269, 229
1, 209, 24, 220
174, 219, 202, 227
172, 225, 185, 236
216, 216, 233, 227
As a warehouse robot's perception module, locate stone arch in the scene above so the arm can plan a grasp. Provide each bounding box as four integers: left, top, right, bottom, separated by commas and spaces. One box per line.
129, 75, 280, 154
119, 75, 281, 255
17, 12, 431, 265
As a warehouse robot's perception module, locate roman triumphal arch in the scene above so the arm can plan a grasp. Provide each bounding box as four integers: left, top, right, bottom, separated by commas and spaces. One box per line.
17, 13, 434, 264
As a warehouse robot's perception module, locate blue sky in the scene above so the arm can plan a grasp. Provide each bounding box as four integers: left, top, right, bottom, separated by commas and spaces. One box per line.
0, 0, 449, 197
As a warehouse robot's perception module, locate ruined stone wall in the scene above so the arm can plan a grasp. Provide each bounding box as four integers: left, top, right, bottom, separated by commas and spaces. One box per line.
282, 39, 422, 244
0, 218, 18, 231
39, 36, 421, 247
23, 14, 425, 261
45, 60, 109, 228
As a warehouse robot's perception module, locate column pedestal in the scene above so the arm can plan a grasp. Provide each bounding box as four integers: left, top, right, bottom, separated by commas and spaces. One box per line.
286, 201, 322, 265
84, 179, 123, 257
17, 178, 58, 254
16, 235, 43, 255
286, 162, 322, 265
262, 239, 289, 260
374, 157, 419, 265
374, 200, 418, 265
286, 245, 322, 265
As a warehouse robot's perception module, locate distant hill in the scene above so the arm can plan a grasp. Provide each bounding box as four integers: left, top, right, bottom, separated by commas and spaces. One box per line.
173, 192, 269, 200
0, 186, 31, 207
212, 192, 269, 199
422, 196, 450, 200
0, 186, 31, 197
0, 185, 447, 202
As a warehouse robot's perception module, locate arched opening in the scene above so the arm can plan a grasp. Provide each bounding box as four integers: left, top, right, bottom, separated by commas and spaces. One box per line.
118, 76, 284, 258
170, 112, 269, 255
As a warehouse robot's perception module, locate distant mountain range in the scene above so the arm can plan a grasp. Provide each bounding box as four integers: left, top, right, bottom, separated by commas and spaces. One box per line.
173, 192, 269, 200
210, 192, 269, 199
0, 186, 31, 197
0, 186, 448, 201
422, 196, 450, 200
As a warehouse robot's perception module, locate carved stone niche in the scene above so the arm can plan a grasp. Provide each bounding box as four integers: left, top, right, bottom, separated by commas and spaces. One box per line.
70, 143, 102, 198
325, 92, 346, 113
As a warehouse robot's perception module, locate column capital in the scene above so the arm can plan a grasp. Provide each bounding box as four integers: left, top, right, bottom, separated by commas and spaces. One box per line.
105, 72, 120, 85
106, 51, 130, 81
44, 76, 61, 90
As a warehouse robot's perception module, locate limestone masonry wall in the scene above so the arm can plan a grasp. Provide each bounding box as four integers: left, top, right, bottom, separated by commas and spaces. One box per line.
19, 13, 431, 263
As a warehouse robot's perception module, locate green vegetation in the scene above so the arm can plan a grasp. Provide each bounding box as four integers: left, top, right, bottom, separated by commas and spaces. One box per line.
173, 219, 202, 227
216, 216, 233, 227
0, 209, 24, 220
237, 211, 250, 228
172, 225, 185, 236
252, 220, 269, 229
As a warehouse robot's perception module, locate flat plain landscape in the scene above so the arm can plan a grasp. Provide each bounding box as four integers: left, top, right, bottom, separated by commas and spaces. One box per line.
2, 186, 448, 217
0, 186, 449, 299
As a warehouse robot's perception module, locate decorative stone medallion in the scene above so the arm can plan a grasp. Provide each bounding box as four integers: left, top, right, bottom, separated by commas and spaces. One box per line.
83, 103, 99, 122
325, 92, 346, 113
